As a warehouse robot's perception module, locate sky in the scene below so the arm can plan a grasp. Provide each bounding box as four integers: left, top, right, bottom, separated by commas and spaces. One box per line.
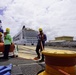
0, 0, 76, 41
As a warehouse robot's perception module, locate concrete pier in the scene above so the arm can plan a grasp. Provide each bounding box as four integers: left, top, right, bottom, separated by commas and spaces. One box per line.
0, 45, 76, 75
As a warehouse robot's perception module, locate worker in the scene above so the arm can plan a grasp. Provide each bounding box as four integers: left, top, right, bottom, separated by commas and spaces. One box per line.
0, 32, 3, 42
34, 28, 47, 62
3, 28, 12, 59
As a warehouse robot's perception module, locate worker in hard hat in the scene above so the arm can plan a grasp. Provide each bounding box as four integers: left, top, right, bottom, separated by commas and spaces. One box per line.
0, 32, 3, 42
3, 28, 12, 59
34, 28, 47, 62
0, 32, 2, 36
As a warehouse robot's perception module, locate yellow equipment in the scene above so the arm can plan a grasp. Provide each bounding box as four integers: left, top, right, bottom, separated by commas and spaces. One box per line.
38, 50, 76, 75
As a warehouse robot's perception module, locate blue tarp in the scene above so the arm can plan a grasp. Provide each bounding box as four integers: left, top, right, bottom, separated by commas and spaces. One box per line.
0, 64, 12, 75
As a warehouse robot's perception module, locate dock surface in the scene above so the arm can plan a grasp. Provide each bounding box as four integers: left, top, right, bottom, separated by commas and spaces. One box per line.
0, 45, 76, 75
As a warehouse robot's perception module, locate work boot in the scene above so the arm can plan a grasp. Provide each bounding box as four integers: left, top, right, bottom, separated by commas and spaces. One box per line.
39, 59, 44, 62
34, 57, 40, 60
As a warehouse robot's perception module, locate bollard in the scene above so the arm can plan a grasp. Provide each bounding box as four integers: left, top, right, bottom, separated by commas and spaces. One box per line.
38, 50, 76, 75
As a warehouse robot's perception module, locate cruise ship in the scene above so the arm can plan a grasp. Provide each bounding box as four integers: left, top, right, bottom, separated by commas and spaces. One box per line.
13, 26, 38, 45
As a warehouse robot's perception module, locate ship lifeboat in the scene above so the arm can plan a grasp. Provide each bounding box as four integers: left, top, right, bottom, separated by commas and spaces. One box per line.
0, 43, 15, 52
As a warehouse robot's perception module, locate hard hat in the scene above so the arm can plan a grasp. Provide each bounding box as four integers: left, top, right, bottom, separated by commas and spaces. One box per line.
6, 28, 10, 32
39, 28, 42, 31
0, 32, 2, 35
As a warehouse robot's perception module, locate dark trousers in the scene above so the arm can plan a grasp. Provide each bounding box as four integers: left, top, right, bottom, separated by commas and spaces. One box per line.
36, 44, 44, 60
3, 45, 10, 59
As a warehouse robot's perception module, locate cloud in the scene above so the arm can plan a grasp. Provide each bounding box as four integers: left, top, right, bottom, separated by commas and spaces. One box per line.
0, 0, 76, 40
